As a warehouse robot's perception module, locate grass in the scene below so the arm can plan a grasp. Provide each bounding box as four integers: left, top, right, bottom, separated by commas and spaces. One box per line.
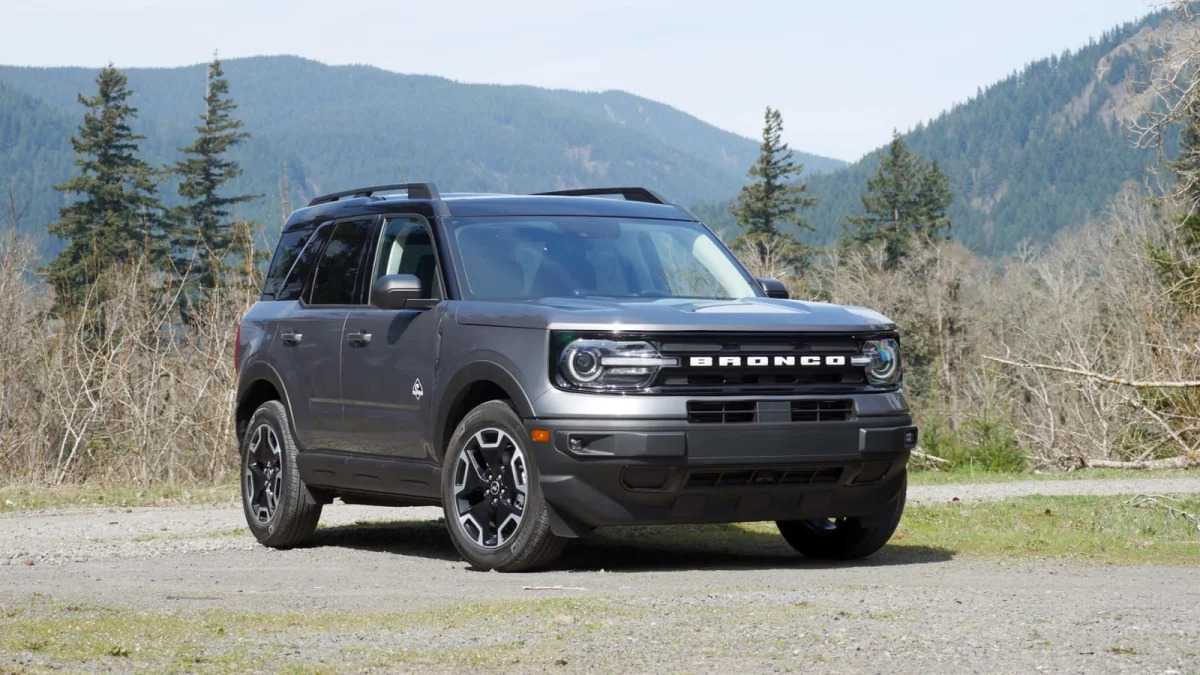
0, 482, 238, 513
596, 494, 1200, 566
908, 466, 1200, 485
0, 594, 664, 672
895, 492, 1200, 565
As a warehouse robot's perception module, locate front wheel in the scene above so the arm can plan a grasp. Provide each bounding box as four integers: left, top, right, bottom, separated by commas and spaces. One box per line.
776, 471, 907, 560
441, 400, 564, 571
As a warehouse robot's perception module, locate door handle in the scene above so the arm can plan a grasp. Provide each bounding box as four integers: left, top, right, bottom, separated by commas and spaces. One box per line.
346, 330, 372, 346
280, 330, 303, 345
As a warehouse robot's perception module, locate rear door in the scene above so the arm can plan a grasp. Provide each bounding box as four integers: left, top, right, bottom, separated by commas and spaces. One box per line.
338, 215, 444, 461
280, 218, 374, 450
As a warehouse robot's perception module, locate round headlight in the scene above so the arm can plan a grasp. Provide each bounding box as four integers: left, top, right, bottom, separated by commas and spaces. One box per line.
865, 339, 901, 386
562, 345, 603, 383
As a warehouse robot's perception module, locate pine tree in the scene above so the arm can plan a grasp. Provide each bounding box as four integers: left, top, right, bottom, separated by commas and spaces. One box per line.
45, 64, 166, 309
171, 54, 261, 289
1151, 99, 1200, 310
846, 131, 951, 264
915, 159, 952, 241
733, 107, 815, 237
731, 107, 816, 272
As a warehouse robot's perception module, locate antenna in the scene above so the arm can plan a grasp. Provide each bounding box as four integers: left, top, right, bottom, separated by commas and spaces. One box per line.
398, 163, 408, 183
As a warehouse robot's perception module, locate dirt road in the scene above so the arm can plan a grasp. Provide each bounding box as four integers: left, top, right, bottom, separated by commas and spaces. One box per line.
2, 478, 1199, 672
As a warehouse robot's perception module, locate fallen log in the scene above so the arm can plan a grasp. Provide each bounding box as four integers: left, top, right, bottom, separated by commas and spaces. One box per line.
1082, 456, 1199, 470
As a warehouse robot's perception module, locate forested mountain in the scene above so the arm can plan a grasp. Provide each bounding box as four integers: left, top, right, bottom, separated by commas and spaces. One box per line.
0, 7, 1177, 258
701, 10, 1172, 254
0, 56, 842, 251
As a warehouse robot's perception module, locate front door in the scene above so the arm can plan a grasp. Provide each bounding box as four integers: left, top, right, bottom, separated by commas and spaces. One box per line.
339, 215, 444, 460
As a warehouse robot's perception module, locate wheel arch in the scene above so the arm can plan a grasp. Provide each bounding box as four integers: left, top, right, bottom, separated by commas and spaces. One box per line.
235, 363, 294, 447
435, 361, 535, 463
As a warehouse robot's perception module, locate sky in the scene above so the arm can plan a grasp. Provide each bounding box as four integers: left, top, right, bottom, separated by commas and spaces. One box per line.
0, 0, 1161, 162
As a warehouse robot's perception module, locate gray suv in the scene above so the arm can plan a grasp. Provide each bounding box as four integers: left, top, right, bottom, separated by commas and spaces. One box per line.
235, 183, 916, 571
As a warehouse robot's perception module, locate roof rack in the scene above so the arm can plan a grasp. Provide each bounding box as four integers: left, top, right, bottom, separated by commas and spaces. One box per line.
533, 187, 667, 205
308, 182, 441, 207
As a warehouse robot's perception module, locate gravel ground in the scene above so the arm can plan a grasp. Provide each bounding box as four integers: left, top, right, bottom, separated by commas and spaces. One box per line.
2, 477, 1199, 672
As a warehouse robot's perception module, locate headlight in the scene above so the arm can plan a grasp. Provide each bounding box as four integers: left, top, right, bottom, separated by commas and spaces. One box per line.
557, 339, 678, 391
863, 338, 901, 386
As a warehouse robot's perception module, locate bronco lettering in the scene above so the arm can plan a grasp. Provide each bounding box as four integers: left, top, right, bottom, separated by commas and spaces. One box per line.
687, 355, 848, 367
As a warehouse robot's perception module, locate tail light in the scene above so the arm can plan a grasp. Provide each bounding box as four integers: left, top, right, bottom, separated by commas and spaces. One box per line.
234, 323, 242, 371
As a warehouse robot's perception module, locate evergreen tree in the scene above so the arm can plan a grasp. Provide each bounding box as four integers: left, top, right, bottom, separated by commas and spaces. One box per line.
171, 54, 261, 289
846, 131, 951, 264
732, 107, 815, 237
915, 159, 952, 241
45, 64, 166, 309
731, 107, 815, 272
1152, 99, 1200, 310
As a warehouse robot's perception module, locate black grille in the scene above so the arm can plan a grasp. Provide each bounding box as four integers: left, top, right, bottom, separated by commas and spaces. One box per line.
687, 399, 855, 424
685, 466, 843, 488
687, 401, 756, 424
653, 333, 869, 394
790, 399, 854, 422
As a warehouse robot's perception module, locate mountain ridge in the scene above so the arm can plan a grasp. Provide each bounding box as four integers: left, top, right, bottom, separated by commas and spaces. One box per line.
0, 55, 842, 251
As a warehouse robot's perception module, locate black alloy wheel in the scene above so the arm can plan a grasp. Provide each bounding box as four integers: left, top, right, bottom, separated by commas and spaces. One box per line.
452, 428, 529, 548
244, 423, 284, 525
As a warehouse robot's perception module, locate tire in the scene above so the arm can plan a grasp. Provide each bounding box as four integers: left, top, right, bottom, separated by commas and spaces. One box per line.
776, 470, 907, 560
240, 400, 322, 548
441, 400, 565, 571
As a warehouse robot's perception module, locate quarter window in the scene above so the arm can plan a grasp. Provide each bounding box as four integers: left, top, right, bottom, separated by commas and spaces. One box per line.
275, 224, 331, 302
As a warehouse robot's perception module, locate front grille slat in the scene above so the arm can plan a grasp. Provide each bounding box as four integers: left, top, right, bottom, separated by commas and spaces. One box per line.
685, 466, 844, 489
790, 399, 855, 422
687, 399, 854, 424
687, 400, 756, 424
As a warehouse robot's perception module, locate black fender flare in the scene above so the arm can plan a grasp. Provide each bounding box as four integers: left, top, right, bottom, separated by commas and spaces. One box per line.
433, 358, 536, 461
235, 361, 297, 442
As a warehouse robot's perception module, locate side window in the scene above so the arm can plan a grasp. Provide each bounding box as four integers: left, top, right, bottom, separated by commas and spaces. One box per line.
308, 219, 373, 305
373, 217, 440, 300
261, 228, 309, 300
276, 224, 331, 302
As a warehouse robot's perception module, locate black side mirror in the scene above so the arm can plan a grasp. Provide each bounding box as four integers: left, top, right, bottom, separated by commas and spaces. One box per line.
370, 274, 424, 310
757, 277, 789, 300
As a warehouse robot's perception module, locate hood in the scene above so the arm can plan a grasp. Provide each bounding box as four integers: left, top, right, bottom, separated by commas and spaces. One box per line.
454, 297, 895, 333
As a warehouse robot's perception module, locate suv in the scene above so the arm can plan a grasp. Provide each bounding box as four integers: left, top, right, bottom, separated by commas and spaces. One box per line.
235, 183, 916, 571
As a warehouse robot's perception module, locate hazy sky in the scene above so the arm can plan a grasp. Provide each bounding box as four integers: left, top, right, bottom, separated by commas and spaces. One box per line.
0, 0, 1160, 161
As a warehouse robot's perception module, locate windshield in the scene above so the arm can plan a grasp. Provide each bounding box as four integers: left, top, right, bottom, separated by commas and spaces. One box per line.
446, 216, 759, 300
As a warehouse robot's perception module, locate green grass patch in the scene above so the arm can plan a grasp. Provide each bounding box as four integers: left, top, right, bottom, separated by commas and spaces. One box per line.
0, 594, 650, 672
893, 493, 1200, 565
0, 482, 238, 513
599, 494, 1200, 566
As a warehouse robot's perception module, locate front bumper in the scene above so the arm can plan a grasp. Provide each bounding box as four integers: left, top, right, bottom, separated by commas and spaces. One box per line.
524, 414, 916, 536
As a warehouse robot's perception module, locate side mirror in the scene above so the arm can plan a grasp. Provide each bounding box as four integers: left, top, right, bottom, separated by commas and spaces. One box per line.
757, 277, 789, 300
370, 274, 424, 310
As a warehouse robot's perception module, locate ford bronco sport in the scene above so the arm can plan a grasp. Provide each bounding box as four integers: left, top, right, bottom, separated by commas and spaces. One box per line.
235, 183, 916, 571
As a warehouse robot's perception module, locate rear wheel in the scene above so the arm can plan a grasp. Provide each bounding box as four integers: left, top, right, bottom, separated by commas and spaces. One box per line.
776, 471, 906, 559
241, 400, 322, 548
441, 400, 564, 571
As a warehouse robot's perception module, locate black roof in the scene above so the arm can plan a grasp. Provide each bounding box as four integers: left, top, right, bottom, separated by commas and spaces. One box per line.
282, 186, 695, 232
